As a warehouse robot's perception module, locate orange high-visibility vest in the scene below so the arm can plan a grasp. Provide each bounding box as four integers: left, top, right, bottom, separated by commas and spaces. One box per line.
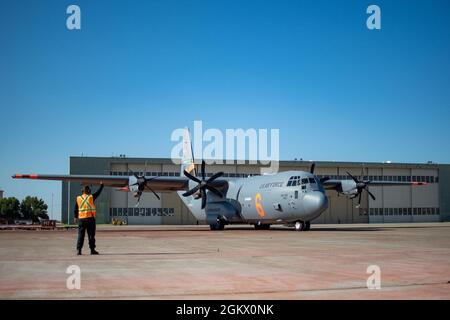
77, 194, 96, 219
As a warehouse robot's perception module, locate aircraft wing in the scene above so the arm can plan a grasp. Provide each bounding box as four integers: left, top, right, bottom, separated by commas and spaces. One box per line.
321, 180, 341, 190
322, 179, 427, 191
12, 174, 190, 192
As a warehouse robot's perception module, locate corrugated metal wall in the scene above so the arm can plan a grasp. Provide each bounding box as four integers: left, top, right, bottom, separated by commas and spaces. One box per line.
62, 157, 444, 224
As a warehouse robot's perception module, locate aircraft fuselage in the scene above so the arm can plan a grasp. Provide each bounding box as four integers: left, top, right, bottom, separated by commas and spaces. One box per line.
181, 171, 328, 227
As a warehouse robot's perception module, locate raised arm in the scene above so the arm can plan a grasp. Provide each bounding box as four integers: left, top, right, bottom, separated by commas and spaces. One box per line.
92, 184, 104, 201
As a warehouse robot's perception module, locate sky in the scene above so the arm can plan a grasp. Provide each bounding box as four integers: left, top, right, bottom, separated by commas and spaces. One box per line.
1, 0, 450, 219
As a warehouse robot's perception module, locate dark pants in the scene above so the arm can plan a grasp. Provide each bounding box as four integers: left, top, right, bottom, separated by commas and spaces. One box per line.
77, 217, 96, 251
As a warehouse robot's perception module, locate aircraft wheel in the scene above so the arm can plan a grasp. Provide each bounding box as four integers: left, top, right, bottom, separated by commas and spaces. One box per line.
304, 221, 311, 231
294, 221, 305, 231
210, 221, 225, 231
254, 224, 271, 230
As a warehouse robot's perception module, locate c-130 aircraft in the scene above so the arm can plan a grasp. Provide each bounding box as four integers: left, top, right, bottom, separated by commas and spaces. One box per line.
13, 129, 426, 231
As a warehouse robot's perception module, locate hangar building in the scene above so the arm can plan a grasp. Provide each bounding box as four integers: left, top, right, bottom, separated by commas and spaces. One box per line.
61, 156, 450, 225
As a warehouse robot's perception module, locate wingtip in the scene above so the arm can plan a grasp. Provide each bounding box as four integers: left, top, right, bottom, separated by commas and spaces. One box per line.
11, 174, 38, 179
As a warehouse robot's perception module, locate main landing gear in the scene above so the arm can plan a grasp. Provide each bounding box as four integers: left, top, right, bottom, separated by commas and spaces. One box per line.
254, 223, 271, 230
294, 221, 311, 231
210, 220, 225, 231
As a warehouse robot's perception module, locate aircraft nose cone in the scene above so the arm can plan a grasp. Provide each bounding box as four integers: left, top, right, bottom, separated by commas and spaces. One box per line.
304, 191, 328, 214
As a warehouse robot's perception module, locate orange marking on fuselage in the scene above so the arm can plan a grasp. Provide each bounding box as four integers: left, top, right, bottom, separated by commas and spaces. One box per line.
255, 193, 265, 217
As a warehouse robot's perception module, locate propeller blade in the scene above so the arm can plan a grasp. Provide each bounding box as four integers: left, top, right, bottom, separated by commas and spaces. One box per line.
138, 181, 146, 192
182, 184, 200, 197
144, 186, 160, 200
366, 188, 376, 201
346, 171, 359, 183
184, 170, 201, 183
205, 185, 223, 198
150, 189, 160, 200
358, 192, 362, 205
207, 171, 224, 183
135, 192, 142, 207
183, 160, 223, 209
146, 177, 161, 200
201, 189, 207, 209
201, 160, 206, 180
310, 163, 315, 174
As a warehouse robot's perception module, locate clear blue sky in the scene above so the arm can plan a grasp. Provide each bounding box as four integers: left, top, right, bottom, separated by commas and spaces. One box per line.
1, 0, 449, 219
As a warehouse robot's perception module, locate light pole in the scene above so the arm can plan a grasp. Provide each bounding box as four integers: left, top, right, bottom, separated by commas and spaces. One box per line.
51, 193, 54, 220
67, 183, 71, 225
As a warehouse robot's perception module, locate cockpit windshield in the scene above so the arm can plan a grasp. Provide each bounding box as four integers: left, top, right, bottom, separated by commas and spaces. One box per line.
287, 176, 317, 187
287, 176, 300, 187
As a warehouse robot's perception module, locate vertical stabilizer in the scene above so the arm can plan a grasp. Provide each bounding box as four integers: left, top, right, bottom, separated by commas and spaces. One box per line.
178, 128, 204, 221
180, 127, 196, 175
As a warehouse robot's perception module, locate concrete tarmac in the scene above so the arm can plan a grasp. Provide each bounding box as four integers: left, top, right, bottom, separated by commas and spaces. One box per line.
0, 223, 449, 299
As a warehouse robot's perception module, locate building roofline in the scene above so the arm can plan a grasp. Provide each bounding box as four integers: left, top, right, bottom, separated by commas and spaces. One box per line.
69, 156, 447, 169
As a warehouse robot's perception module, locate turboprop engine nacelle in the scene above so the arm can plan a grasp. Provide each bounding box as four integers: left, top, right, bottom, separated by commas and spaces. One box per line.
340, 180, 358, 196
128, 176, 139, 193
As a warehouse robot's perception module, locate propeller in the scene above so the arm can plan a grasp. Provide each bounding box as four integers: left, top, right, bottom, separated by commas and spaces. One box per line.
346, 171, 376, 205
182, 160, 224, 209
129, 161, 160, 206
309, 162, 331, 184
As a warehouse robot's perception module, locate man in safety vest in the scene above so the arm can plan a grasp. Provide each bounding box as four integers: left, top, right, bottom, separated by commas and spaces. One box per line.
74, 183, 104, 255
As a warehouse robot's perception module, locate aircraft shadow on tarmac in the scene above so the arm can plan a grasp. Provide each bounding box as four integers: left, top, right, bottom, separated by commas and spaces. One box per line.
308, 227, 385, 232
98, 228, 212, 233
224, 226, 386, 232
98, 227, 385, 233
97, 224, 448, 233
99, 251, 213, 256
225, 224, 448, 232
